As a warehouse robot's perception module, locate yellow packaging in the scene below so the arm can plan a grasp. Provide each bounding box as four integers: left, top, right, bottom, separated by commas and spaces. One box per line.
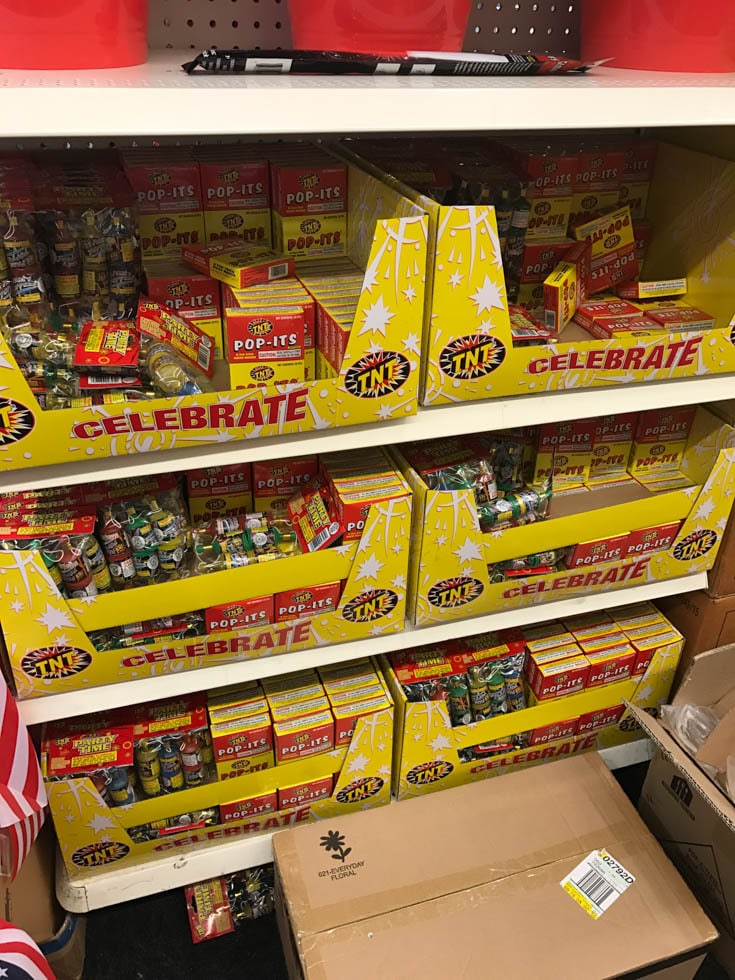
269, 696, 330, 723
618, 278, 688, 301
327, 682, 385, 706
273, 212, 347, 260
228, 361, 305, 388
215, 748, 275, 780
629, 438, 689, 476
304, 348, 315, 381
261, 672, 319, 693
516, 281, 544, 310
139, 212, 206, 262
611, 602, 664, 630
525, 196, 572, 242
204, 208, 271, 248
525, 632, 576, 654
208, 696, 268, 723
618, 179, 650, 221
574, 205, 635, 261
568, 189, 620, 228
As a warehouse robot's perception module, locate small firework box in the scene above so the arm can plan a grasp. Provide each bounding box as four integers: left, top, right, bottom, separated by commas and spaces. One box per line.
340, 140, 735, 406
186, 463, 254, 522
144, 260, 224, 358
0, 155, 428, 473
252, 456, 320, 517
394, 406, 735, 626
182, 241, 293, 290
196, 147, 271, 247
383, 610, 682, 800
2, 480, 412, 699
44, 661, 393, 883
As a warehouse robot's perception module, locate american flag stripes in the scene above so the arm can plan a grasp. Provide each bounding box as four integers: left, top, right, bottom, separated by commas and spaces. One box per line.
0, 922, 56, 979
0, 680, 47, 881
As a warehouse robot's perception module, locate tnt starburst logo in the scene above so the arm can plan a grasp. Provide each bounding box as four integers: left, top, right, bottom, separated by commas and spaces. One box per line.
427, 576, 484, 608
344, 351, 410, 399
335, 777, 384, 805
342, 589, 398, 623
72, 841, 129, 868
0, 397, 35, 446
21, 645, 92, 680
673, 528, 718, 562
406, 760, 454, 785
439, 335, 506, 380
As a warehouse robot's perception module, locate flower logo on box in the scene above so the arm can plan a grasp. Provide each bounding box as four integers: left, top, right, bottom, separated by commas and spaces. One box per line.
72, 841, 130, 868
672, 528, 718, 562
342, 588, 398, 623
439, 335, 506, 380
406, 760, 454, 786
0, 397, 34, 446
427, 576, 484, 609
335, 776, 384, 805
21, 645, 92, 681
344, 351, 410, 399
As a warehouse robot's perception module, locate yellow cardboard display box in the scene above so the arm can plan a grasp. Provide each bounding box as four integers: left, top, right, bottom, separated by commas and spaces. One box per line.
340, 142, 735, 406
1, 495, 411, 700
396, 406, 735, 626
0, 162, 428, 472
44, 700, 393, 881
383, 637, 681, 801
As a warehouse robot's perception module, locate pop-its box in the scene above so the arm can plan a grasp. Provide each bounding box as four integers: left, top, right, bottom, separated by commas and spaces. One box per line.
138, 213, 205, 262
274, 582, 342, 622
624, 521, 682, 558
272, 710, 334, 764
534, 418, 596, 488
252, 456, 319, 515
564, 534, 630, 569
210, 712, 273, 764
520, 239, 575, 283
577, 703, 625, 735
528, 655, 590, 701
588, 412, 636, 484
584, 643, 636, 687
224, 308, 304, 366
182, 240, 293, 290
198, 158, 270, 211
629, 407, 696, 475
122, 156, 202, 214
270, 161, 347, 216
187, 463, 253, 522
205, 594, 273, 634
144, 262, 223, 358
332, 695, 390, 746
219, 790, 278, 823
542, 240, 590, 334
277, 775, 334, 811
204, 210, 271, 247
527, 717, 579, 746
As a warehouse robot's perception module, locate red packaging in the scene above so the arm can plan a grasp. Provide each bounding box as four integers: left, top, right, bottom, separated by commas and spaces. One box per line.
287, 481, 345, 553
182, 240, 294, 289
574, 298, 641, 332
331, 696, 390, 745
584, 643, 636, 687
138, 299, 214, 376
579, 315, 659, 340
224, 308, 304, 365
252, 456, 318, 504
647, 306, 716, 332
564, 534, 630, 569
527, 717, 579, 746
272, 710, 334, 763
507, 144, 576, 198
275, 582, 342, 622
271, 162, 347, 216
219, 791, 278, 823
624, 521, 682, 558
132, 695, 208, 740
634, 407, 696, 443
205, 595, 274, 633
520, 239, 575, 283
277, 774, 334, 811
123, 159, 202, 214
576, 704, 625, 735
145, 265, 221, 324
529, 655, 590, 701
210, 712, 273, 762
73, 320, 139, 371
633, 222, 653, 266
198, 159, 270, 211
589, 245, 639, 295
185, 879, 236, 943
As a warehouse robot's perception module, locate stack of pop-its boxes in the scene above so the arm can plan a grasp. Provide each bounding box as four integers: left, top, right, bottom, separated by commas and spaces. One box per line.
519, 603, 681, 743
123, 146, 351, 382
208, 659, 390, 820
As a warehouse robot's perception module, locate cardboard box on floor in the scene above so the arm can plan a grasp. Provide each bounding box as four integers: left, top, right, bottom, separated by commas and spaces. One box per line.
0, 821, 86, 980
274, 753, 715, 980
635, 644, 735, 977
657, 591, 735, 687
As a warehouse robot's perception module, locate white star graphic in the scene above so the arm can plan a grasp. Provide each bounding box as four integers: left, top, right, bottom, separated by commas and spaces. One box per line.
358, 296, 395, 338
370, 624, 387, 636
87, 812, 116, 834
392, 574, 407, 590
402, 285, 417, 303
334, 543, 354, 558
0, 966, 8, 977
392, 542, 403, 554
347, 752, 369, 774
694, 498, 716, 522
367, 341, 384, 355
9, 599, 23, 614
435, 534, 448, 548
78, 594, 98, 606
449, 271, 464, 288
54, 634, 70, 648
430, 733, 452, 751
362, 267, 379, 292
36, 603, 74, 633
454, 537, 483, 563
375, 403, 395, 421
402, 332, 421, 356
378, 765, 392, 777
717, 516, 729, 532
357, 554, 384, 581
471, 275, 506, 316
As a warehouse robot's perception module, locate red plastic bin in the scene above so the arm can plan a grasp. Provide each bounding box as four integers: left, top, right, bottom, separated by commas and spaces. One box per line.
0, 0, 149, 70
288, 0, 472, 55
582, 0, 735, 73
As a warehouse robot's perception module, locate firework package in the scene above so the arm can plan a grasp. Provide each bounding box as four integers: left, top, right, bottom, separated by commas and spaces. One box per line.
0, 448, 406, 615
42, 659, 395, 875
385, 604, 683, 796
185, 865, 275, 943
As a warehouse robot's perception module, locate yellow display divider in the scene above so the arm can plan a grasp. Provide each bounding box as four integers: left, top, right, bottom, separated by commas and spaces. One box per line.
45, 702, 393, 880
383, 638, 681, 801
396, 406, 735, 626
0, 162, 428, 472
1, 496, 411, 700
338, 142, 735, 406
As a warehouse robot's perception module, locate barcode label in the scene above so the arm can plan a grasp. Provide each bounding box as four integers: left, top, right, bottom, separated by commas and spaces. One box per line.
197, 343, 213, 373
307, 522, 338, 552
544, 310, 557, 330
269, 263, 289, 280
561, 849, 634, 920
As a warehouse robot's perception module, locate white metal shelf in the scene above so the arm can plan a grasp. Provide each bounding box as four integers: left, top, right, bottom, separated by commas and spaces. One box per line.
3, 58, 735, 140
55, 736, 653, 913
6, 375, 735, 493
20, 570, 707, 726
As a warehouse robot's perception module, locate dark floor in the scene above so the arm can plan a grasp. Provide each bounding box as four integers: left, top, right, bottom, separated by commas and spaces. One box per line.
81, 762, 728, 980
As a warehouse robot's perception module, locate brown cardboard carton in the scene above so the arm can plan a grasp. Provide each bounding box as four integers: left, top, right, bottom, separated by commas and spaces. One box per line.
274, 753, 715, 980
657, 591, 735, 687
634, 645, 735, 977
706, 506, 735, 598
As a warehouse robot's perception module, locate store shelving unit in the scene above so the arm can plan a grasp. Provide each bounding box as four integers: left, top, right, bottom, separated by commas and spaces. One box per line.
2, 53, 732, 911
57, 730, 655, 914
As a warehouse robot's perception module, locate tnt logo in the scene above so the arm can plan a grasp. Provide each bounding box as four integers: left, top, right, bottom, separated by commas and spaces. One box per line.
151, 171, 170, 187
222, 604, 246, 617
72, 841, 129, 868
544, 162, 556, 174
591, 542, 606, 555
250, 366, 274, 383
439, 335, 506, 381
220, 168, 240, 183
651, 444, 666, 456
272, 464, 290, 477
605, 234, 621, 249
248, 319, 273, 337
299, 173, 320, 189
167, 281, 189, 297
154, 217, 176, 234
335, 776, 384, 805
300, 218, 321, 235
344, 351, 410, 398
671, 775, 693, 807
559, 423, 573, 435
223, 213, 244, 230
21, 645, 92, 680
594, 446, 610, 457
406, 760, 454, 786
206, 497, 227, 510
673, 528, 718, 562
582, 195, 598, 210
292, 590, 313, 604
541, 248, 554, 260
0, 397, 35, 446
342, 588, 399, 623
427, 576, 484, 609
